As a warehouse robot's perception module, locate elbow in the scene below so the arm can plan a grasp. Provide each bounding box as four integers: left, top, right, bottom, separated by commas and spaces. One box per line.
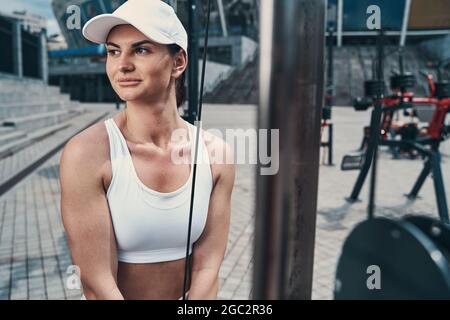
83, 288, 123, 300
189, 269, 220, 300
81, 276, 124, 300
82, 286, 124, 300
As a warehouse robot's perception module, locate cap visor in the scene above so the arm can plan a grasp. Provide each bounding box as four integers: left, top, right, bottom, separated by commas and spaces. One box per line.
82, 14, 175, 46
82, 14, 129, 44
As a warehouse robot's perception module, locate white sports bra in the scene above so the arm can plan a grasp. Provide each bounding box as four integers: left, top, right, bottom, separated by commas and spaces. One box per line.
103, 118, 213, 263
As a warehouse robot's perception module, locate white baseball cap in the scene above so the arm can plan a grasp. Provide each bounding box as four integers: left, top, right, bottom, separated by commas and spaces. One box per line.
82, 0, 188, 52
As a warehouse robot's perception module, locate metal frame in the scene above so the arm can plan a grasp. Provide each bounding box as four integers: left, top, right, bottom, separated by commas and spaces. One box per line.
217, 0, 228, 37
337, 0, 343, 47
186, 0, 200, 124
254, 0, 325, 299
400, 0, 412, 46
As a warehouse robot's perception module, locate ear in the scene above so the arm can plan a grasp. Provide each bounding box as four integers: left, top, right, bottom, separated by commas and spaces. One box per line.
172, 50, 188, 80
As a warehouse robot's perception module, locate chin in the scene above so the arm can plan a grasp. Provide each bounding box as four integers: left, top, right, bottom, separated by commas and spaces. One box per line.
117, 90, 143, 102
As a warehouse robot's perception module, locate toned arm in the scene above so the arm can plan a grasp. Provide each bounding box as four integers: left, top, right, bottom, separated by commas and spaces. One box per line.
59, 134, 123, 300
189, 140, 235, 299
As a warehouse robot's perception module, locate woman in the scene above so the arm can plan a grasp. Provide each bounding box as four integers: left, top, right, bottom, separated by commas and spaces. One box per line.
59, 0, 235, 300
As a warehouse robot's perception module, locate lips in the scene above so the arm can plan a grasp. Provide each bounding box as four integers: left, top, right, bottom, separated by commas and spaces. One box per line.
118, 78, 142, 87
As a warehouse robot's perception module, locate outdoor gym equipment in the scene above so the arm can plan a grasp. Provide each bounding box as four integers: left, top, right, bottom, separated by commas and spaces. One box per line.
341, 37, 450, 222
335, 216, 450, 299
353, 52, 421, 155
335, 30, 450, 299
345, 90, 450, 221
345, 84, 450, 222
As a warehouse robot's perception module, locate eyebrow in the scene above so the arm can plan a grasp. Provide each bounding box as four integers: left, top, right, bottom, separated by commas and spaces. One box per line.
105, 40, 156, 48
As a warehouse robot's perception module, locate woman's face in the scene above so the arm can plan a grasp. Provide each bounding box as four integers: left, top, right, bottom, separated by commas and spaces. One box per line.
105, 24, 183, 103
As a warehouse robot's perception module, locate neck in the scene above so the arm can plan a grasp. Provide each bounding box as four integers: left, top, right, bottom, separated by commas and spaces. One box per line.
122, 98, 187, 149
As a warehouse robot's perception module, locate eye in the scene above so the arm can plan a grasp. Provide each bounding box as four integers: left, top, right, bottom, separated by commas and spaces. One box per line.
107, 49, 120, 56
136, 47, 150, 55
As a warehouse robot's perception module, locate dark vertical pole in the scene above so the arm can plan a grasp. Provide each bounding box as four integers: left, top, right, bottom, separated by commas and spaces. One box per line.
399, 50, 404, 76
187, 0, 199, 125
328, 123, 333, 165
327, 28, 334, 102
183, 0, 212, 300
326, 27, 334, 165
437, 61, 443, 82
367, 29, 384, 219
430, 146, 450, 223
407, 159, 432, 198
12, 20, 23, 78
39, 29, 48, 84
253, 0, 325, 299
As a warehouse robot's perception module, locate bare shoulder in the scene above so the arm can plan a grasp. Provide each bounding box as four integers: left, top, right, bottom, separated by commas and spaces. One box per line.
201, 129, 233, 160
60, 119, 110, 181
200, 128, 235, 187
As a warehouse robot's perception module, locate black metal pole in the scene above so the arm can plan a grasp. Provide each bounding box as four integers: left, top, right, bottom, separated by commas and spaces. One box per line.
367, 128, 379, 218
327, 27, 334, 103
182, 0, 212, 300
367, 29, 385, 219
347, 107, 379, 201
253, 0, 325, 299
328, 123, 333, 165
407, 160, 432, 198
347, 33, 386, 203
187, 0, 199, 125
326, 27, 334, 165
430, 145, 450, 223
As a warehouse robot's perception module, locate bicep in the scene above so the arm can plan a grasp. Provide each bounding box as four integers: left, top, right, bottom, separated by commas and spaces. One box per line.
60, 138, 119, 291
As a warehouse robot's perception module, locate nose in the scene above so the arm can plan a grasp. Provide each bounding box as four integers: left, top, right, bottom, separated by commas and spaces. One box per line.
118, 54, 135, 73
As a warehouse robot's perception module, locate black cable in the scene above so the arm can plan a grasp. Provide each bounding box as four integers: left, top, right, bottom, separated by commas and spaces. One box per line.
182, 0, 212, 301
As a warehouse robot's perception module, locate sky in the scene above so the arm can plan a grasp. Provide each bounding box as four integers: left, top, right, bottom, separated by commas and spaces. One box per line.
2, 0, 62, 36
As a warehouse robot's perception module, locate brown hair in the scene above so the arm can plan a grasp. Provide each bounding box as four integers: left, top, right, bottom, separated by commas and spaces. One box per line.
167, 44, 186, 108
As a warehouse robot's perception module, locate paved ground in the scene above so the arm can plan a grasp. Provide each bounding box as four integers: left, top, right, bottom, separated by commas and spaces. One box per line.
313, 107, 450, 299
0, 105, 113, 300
0, 103, 449, 300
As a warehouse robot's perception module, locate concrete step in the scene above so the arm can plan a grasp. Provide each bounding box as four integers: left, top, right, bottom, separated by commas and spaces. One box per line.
0, 78, 55, 87
0, 123, 71, 159
0, 85, 61, 97
2, 108, 84, 132
0, 130, 27, 145
0, 74, 45, 84
0, 92, 64, 104
0, 127, 14, 134
0, 92, 71, 104
0, 100, 74, 119
0, 109, 111, 194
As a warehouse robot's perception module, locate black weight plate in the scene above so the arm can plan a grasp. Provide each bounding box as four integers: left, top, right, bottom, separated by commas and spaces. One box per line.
364, 80, 385, 97
390, 73, 416, 90
334, 217, 450, 299
403, 215, 450, 261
